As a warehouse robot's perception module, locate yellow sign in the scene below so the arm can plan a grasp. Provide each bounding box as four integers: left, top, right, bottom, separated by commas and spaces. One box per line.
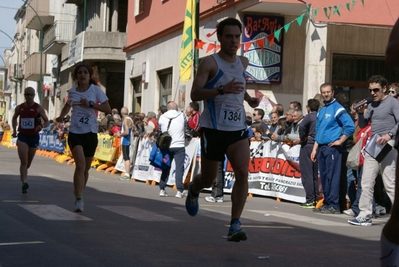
179, 0, 196, 83
94, 134, 116, 162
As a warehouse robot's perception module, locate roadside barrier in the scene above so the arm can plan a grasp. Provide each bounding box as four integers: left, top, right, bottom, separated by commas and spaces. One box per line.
1, 130, 325, 204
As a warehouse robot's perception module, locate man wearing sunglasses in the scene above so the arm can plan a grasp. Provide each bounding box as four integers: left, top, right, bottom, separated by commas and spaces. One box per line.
349, 75, 399, 228
11, 87, 50, 194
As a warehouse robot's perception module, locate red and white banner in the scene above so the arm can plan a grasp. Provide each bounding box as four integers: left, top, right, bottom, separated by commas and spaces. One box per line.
130, 138, 307, 203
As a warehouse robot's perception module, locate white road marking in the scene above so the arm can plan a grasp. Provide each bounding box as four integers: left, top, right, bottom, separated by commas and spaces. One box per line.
19, 204, 92, 221
174, 207, 229, 221
99, 206, 179, 222
0, 241, 44, 246
3, 200, 39, 203
248, 210, 349, 226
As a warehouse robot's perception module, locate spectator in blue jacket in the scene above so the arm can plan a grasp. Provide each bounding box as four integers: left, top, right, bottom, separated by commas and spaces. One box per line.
310, 83, 355, 214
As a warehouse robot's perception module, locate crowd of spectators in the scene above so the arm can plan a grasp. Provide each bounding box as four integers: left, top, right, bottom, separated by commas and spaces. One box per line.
24, 80, 397, 225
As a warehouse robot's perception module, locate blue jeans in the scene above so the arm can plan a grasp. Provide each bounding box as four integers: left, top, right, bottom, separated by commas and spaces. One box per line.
347, 167, 357, 205
350, 167, 362, 216
159, 147, 186, 192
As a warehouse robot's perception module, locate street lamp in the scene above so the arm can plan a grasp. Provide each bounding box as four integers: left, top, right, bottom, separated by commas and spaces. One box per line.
23, 0, 43, 104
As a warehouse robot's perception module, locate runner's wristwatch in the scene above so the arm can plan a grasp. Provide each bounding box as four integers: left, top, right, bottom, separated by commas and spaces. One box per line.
388, 132, 394, 139
89, 101, 95, 108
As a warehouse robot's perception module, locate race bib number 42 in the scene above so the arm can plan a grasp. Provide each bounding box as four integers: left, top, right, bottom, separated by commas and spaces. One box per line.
20, 118, 35, 129
219, 103, 243, 126
78, 117, 89, 125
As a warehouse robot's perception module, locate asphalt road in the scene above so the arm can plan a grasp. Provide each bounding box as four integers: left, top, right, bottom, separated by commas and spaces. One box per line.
0, 145, 387, 267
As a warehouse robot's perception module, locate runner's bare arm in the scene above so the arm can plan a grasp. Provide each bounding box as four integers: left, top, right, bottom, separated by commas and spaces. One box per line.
56, 103, 72, 123
191, 56, 219, 102
11, 105, 20, 134
38, 105, 50, 128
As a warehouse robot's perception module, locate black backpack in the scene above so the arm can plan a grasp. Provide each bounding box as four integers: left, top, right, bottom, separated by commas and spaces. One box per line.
156, 114, 179, 150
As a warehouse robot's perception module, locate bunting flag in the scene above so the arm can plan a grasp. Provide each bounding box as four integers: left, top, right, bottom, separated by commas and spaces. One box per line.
194, 0, 365, 54
179, 0, 196, 83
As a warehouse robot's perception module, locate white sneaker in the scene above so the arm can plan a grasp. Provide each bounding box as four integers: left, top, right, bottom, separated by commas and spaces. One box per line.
118, 174, 130, 181
74, 199, 84, 212
375, 205, 386, 216
343, 209, 355, 217
159, 189, 168, 197
204, 196, 224, 203
175, 191, 186, 198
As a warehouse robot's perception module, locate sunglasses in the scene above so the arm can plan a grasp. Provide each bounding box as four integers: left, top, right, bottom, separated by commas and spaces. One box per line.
24, 93, 35, 96
369, 88, 381, 93
252, 113, 256, 116
388, 90, 397, 94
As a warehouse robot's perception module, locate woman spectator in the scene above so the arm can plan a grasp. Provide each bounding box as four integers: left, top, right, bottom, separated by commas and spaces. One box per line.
251, 122, 266, 142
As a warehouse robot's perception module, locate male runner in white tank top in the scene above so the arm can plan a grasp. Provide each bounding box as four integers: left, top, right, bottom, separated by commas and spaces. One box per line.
185, 17, 260, 242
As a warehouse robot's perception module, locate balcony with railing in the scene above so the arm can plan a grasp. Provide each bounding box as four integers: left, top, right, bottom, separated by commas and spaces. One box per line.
24, 53, 46, 81
25, 0, 54, 30
43, 21, 75, 55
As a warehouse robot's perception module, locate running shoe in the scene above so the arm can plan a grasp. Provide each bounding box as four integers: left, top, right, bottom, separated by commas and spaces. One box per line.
175, 191, 186, 198
375, 205, 387, 216
321, 207, 341, 214
313, 205, 327, 213
348, 216, 372, 226
74, 199, 84, 212
185, 182, 199, 216
343, 209, 356, 217
205, 196, 224, 203
299, 201, 316, 209
227, 220, 247, 242
159, 189, 168, 197
22, 182, 29, 194
118, 174, 131, 181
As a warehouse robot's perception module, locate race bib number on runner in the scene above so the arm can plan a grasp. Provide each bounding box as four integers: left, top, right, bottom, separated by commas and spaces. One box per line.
219, 103, 243, 126
20, 118, 35, 129
78, 117, 89, 125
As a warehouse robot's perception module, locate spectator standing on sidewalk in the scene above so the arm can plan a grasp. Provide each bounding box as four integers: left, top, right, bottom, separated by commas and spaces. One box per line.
117, 107, 134, 181
185, 17, 260, 242
298, 99, 319, 208
158, 101, 187, 198
205, 160, 225, 203
187, 101, 201, 134
311, 83, 355, 214
11, 87, 50, 194
56, 62, 111, 212
0, 115, 5, 142
349, 75, 399, 227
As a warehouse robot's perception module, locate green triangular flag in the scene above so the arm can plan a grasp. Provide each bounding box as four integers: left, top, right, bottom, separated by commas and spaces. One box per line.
360, 0, 364, 6
304, 6, 311, 16
352, 0, 356, 9
274, 28, 281, 40
284, 22, 291, 33
346, 2, 351, 11
324, 7, 330, 19
296, 14, 305, 26
312, 7, 319, 19
332, 5, 341, 16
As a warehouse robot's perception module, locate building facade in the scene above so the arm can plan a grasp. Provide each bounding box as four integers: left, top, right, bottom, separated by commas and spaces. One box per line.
123, 0, 399, 115
5, 0, 127, 121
